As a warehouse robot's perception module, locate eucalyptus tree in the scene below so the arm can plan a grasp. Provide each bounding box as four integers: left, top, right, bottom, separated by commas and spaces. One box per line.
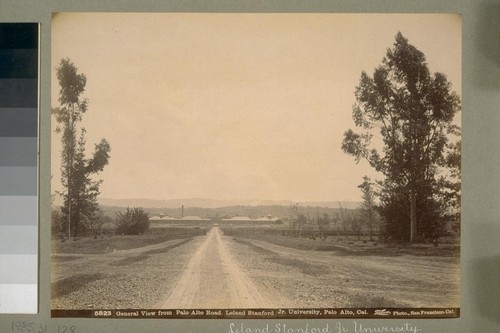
53, 58, 111, 237
342, 33, 460, 242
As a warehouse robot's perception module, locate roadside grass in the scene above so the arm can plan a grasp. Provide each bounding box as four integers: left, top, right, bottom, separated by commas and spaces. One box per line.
52, 273, 106, 297
232, 238, 276, 256
143, 238, 192, 255
267, 257, 329, 276
233, 233, 341, 251
233, 237, 329, 276
52, 234, 194, 254
109, 254, 150, 266
109, 238, 194, 266
364, 243, 460, 257
234, 233, 459, 258
347, 293, 410, 308
51, 255, 83, 262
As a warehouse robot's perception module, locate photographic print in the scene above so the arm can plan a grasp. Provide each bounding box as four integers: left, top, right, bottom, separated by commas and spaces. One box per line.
50, 13, 461, 319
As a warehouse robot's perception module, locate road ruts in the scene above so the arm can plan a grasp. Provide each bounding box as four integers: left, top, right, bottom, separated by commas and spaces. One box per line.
158, 227, 272, 309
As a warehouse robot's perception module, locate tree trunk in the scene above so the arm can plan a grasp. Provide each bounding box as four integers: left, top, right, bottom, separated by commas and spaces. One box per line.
410, 190, 417, 243
369, 210, 373, 241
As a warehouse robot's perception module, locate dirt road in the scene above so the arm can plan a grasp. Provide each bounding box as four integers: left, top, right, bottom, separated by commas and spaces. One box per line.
51, 228, 459, 310
158, 227, 272, 309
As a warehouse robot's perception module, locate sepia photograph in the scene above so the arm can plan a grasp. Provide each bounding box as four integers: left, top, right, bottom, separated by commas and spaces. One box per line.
50, 13, 461, 318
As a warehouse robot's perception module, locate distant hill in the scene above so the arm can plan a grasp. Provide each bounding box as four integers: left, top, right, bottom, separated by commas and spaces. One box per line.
300, 201, 359, 209
99, 204, 358, 220
98, 197, 359, 210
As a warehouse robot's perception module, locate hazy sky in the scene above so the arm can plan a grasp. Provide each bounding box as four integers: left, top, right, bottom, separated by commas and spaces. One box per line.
51, 13, 461, 202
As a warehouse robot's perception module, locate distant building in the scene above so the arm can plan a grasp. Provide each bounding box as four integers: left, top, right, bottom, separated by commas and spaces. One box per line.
149, 215, 211, 227
150, 214, 282, 227
220, 215, 282, 225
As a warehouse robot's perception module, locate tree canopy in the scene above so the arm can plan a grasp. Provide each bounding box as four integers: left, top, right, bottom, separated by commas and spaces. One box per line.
52, 58, 111, 237
342, 32, 460, 242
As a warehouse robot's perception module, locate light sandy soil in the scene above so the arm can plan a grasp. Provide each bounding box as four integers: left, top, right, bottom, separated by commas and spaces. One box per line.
51, 237, 198, 309
51, 237, 190, 283
51, 226, 459, 310
158, 227, 272, 308
226, 236, 460, 308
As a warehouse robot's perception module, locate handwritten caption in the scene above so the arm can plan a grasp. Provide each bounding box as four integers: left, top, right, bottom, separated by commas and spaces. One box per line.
10, 321, 79, 333
229, 321, 422, 333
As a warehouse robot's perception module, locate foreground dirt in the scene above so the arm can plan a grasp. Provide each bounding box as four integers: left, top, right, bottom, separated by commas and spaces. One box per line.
51, 227, 460, 309
51, 237, 198, 309
226, 235, 460, 308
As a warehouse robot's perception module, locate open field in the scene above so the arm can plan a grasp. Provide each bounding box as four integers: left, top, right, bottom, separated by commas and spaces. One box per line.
51, 230, 204, 255
221, 227, 460, 257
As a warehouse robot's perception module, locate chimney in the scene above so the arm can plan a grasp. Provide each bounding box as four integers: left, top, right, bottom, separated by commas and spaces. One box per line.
181, 205, 184, 218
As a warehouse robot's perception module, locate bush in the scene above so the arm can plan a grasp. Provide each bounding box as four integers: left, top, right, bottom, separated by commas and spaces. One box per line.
114, 207, 150, 235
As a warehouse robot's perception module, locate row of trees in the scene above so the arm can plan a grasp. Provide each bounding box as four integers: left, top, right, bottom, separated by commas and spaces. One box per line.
342, 32, 461, 243
289, 204, 380, 241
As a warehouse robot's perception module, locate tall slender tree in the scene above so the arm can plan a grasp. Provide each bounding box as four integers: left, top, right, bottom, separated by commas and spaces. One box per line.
358, 176, 377, 241
342, 32, 460, 243
52, 58, 111, 237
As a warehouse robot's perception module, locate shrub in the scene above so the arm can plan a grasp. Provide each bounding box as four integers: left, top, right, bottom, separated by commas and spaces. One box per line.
114, 207, 150, 235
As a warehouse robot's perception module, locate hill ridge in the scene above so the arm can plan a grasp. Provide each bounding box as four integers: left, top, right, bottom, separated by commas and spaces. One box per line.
98, 197, 359, 209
